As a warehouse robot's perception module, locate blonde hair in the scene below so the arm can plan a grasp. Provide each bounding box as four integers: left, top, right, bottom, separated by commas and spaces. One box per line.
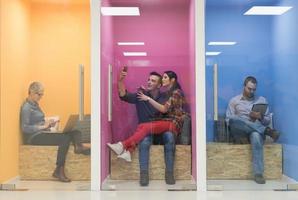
28, 82, 44, 95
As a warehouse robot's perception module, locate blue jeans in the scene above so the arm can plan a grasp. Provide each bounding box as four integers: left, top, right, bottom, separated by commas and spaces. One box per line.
138, 131, 175, 172
229, 117, 266, 175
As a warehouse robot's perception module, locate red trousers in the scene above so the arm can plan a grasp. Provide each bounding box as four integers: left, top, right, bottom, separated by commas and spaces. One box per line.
122, 120, 178, 152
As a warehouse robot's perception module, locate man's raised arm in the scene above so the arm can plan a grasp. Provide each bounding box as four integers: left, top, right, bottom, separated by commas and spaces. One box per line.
118, 67, 127, 97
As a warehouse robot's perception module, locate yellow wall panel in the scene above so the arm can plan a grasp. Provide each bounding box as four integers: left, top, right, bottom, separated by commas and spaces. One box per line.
0, 0, 31, 182
29, 3, 91, 128
0, 0, 90, 183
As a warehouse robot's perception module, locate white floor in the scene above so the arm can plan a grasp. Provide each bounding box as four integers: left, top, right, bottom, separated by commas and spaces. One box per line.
208, 175, 298, 191
102, 179, 196, 191
4, 175, 297, 192
13, 180, 91, 191
101, 175, 297, 191
1, 190, 298, 200
1, 179, 298, 200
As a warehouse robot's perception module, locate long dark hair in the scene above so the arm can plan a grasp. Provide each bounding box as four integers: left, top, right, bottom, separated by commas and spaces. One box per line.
164, 71, 182, 97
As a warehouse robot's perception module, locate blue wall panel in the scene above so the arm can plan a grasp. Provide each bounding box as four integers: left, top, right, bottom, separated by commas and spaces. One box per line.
205, 6, 274, 141
272, 0, 298, 179
283, 144, 298, 181
206, 0, 298, 180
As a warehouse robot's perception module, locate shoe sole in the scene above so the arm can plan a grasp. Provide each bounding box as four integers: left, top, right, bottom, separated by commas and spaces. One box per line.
255, 181, 266, 184
52, 173, 71, 182
117, 151, 132, 162
117, 155, 132, 162
52, 173, 59, 179
166, 182, 176, 185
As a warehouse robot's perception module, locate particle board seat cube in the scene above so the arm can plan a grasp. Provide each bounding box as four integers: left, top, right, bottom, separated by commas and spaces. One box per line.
110, 145, 192, 180
19, 145, 90, 180
207, 143, 282, 180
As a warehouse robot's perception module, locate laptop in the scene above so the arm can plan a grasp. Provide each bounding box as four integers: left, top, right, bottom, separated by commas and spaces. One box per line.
42, 114, 78, 133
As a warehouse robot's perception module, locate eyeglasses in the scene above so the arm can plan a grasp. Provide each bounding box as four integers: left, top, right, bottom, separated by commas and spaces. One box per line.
36, 93, 44, 96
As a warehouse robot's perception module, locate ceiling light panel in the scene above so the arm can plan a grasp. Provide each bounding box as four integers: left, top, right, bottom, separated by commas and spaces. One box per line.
123, 52, 147, 56
208, 42, 237, 46
118, 42, 145, 46
206, 52, 221, 56
101, 7, 140, 16
244, 6, 292, 15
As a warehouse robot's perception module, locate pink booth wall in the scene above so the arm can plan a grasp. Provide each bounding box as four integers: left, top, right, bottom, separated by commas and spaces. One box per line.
111, 3, 192, 140
100, 0, 196, 183
189, 0, 196, 180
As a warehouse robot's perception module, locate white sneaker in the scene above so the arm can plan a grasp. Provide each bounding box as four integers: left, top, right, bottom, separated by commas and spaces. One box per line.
107, 142, 124, 155
117, 150, 132, 162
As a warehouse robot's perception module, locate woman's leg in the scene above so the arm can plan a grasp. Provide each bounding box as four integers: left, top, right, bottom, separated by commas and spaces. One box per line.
30, 133, 72, 182
122, 121, 177, 151
67, 130, 90, 155
30, 133, 71, 166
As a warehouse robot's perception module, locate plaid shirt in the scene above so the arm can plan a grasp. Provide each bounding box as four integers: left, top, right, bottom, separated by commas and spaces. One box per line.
158, 89, 189, 133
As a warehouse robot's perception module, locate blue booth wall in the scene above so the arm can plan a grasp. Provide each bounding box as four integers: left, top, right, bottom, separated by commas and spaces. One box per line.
205, 4, 275, 141
206, 0, 298, 181
272, 0, 298, 180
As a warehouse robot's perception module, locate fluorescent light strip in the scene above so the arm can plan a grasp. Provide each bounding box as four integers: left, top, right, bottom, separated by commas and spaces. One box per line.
118, 42, 145, 46
123, 52, 147, 56
101, 7, 140, 16
208, 42, 237, 46
206, 52, 221, 56
244, 6, 292, 15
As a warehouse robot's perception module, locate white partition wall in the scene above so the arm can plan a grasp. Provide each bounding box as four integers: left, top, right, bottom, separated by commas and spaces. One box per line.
195, 0, 207, 191
91, 0, 101, 191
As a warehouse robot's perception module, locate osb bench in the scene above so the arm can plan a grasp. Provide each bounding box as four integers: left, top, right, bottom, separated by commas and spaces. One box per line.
110, 145, 192, 180
207, 143, 282, 180
19, 145, 90, 180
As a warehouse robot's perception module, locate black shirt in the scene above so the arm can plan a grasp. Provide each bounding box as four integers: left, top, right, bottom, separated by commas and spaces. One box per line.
120, 90, 167, 124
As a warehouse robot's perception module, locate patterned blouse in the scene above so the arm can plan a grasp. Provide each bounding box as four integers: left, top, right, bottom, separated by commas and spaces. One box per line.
158, 89, 189, 133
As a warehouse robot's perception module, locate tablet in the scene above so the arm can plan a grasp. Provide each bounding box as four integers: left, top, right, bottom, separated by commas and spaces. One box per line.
252, 103, 268, 115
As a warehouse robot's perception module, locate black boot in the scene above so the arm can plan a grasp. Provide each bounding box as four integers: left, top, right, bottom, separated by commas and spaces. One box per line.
140, 170, 149, 186
74, 143, 90, 155
71, 130, 90, 155
264, 127, 280, 142
254, 174, 266, 184
52, 165, 71, 182
165, 171, 175, 185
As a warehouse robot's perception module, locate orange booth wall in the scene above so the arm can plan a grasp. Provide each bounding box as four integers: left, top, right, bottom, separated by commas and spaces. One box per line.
0, 0, 90, 183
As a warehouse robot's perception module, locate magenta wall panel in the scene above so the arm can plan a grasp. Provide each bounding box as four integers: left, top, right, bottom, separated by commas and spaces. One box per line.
110, 2, 193, 142
188, 0, 196, 180
101, 0, 196, 184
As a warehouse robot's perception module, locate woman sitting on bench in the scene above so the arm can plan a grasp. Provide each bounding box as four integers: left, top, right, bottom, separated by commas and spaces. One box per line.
20, 82, 90, 182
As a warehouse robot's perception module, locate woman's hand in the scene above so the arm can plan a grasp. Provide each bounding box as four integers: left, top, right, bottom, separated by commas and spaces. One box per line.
137, 92, 150, 102
42, 119, 59, 130
49, 119, 59, 127
42, 121, 52, 130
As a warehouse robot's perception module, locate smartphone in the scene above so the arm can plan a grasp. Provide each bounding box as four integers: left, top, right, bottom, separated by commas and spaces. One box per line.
123, 66, 128, 72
